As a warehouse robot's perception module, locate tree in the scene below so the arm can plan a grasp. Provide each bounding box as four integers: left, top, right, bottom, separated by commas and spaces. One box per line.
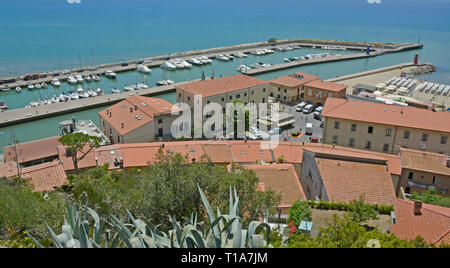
267, 38, 277, 43
346, 195, 379, 223
410, 189, 450, 208
288, 200, 312, 228
58, 133, 102, 174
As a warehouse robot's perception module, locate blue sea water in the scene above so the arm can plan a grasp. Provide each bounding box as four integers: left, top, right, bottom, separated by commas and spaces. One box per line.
0, 0, 449, 152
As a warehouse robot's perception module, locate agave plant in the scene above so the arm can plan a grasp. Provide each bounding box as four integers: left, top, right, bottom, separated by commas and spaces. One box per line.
114, 184, 271, 248
28, 201, 115, 248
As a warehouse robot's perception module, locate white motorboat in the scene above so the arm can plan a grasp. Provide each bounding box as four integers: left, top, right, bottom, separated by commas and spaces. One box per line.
35, 83, 41, 89
283, 58, 291, 62
172, 60, 185, 69
124, 85, 135, 91
156, 80, 173, 86
0, 88, 11, 92
84, 75, 92, 82
59, 94, 66, 102
67, 76, 78, 84
51, 95, 60, 103
216, 55, 230, 61
87, 90, 97, 97
30, 101, 39, 107
77, 87, 85, 93
160, 61, 177, 71
237, 65, 250, 73
52, 79, 61, 87
92, 75, 101, 82
188, 58, 202, 66
234, 52, 247, 58
166, 79, 174, 84
70, 93, 80, 100
15, 87, 22, 93
28, 84, 35, 90
79, 91, 90, 98
111, 88, 121, 94
137, 82, 148, 89
137, 65, 152, 74
105, 70, 117, 79
75, 75, 84, 82
96, 88, 104, 95
41, 83, 48, 88
181, 61, 192, 69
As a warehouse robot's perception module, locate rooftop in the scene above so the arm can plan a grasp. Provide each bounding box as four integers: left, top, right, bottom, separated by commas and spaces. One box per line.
175, 74, 268, 97
390, 198, 450, 246
304, 80, 347, 92
242, 164, 306, 208
315, 157, 396, 205
3, 136, 61, 164
269, 72, 320, 88
322, 98, 450, 133
400, 148, 450, 176
98, 95, 177, 136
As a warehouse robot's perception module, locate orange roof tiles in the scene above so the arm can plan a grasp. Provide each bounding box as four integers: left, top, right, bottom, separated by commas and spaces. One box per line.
322, 98, 450, 133
316, 158, 396, 205
0, 161, 67, 192
269, 72, 320, 88
175, 74, 268, 97
391, 198, 450, 245
400, 148, 450, 176
243, 164, 306, 207
304, 80, 347, 92
98, 96, 176, 136
3, 136, 61, 164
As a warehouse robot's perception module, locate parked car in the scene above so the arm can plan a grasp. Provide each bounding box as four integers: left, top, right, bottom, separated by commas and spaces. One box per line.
314, 106, 323, 119
296, 102, 307, 112
305, 123, 313, 135
302, 104, 315, 114
311, 137, 319, 143
320, 118, 324, 128
268, 128, 282, 135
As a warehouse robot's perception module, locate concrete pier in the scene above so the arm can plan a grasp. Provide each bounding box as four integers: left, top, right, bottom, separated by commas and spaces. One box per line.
0, 39, 422, 91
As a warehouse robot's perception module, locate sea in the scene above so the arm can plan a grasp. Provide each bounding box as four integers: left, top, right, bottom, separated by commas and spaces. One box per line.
0, 0, 449, 153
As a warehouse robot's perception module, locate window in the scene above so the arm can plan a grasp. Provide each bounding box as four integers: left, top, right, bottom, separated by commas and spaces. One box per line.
386, 129, 392, 137
404, 131, 410, 139
158, 119, 163, 124
229, 96, 233, 100
236, 94, 240, 99
383, 143, 389, 152
263, 88, 266, 92
329, 93, 333, 97
351, 124, 357, 132
278, 87, 281, 92
207, 101, 210, 104
178, 93, 181, 97
433, 176, 438, 185
221, 97, 225, 102
308, 89, 312, 96
117, 135, 120, 143
405, 187, 411, 194
277, 94, 281, 99
441, 136, 447, 144
158, 128, 163, 137
244, 93, 247, 97
270, 93, 274, 97
408, 172, 414, 181
365, 141, 372, 149
334, 122, 340, 130
422, 134, 428, 142
251, 91, 254, 95
317, 91, 322, 98
349, 138, 355, 147
368, 126, 374, 134
332, 135, 338, 144
187, 96, 190, 101
284, 89, 287, 93
262, 98, 265, 103
283, 96, 287, 100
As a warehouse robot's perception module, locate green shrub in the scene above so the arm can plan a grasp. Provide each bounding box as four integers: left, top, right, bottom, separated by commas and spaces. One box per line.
288, 200, 312, 228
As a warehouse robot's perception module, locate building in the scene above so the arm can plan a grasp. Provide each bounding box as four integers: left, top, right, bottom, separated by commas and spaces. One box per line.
176, 74, 270, 112
99, 95, 179, 144
303, 80, 347, 106
3, 136, 61, 167
242, 164, 306, 220
268, 72, 320, 102
300, 148, 397, 205
390, 199, 450, 246
398, 148, 450, 196
322, 98, 450, 155
0, 160, 68, 192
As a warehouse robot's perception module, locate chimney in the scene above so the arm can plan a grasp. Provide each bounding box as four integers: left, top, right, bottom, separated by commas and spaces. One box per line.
130, 107, 133, 113
413, 201, 423, 216
134, 104, 138, 111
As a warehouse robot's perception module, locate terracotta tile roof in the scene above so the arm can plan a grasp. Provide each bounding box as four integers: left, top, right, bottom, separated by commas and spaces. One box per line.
98, 96, 177, 136
316, 158, 396, 205
322, 98, 450, 133
269, 72, 320, 88
242, 164, 306, 208
391, 198, 450, 245
175, 74, 268, 97
0, 161, 67, 192
400, 148, 450, 176
304, 80, 347, 92
3, 136, 61, 164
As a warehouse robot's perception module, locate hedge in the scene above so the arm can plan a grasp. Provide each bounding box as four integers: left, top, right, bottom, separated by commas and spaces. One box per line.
305, 200, 393, 215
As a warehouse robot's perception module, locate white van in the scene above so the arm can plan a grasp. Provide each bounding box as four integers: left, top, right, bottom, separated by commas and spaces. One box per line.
305, 123, 313, 135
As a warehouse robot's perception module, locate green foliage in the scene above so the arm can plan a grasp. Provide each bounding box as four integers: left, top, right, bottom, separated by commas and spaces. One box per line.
291, 130, 300, 137
0, 232, 52, 248
267, 38, 277, 43
0, 178, 65, 241
305, 200, 393, 215
277, 155, 285, 164
288, 200, 312, 228
347, 195, 379, 223
273, 214, 435, 248
67, 149, 281, 229
58, 132, 102, 173
410, 190, 450, 208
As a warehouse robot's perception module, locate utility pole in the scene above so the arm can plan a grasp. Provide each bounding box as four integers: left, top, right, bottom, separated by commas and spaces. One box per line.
11, 130, 21, 185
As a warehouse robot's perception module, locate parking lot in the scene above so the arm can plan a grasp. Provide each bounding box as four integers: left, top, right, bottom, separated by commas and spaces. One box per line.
259, 103, 324, 143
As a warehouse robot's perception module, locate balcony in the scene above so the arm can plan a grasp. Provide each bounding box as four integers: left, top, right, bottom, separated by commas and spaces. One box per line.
408, 180, 436, 190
